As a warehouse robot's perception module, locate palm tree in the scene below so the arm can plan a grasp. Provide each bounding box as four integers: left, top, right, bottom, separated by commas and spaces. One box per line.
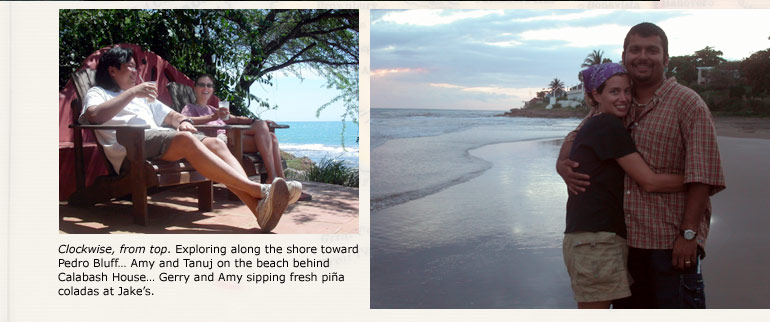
581, 49, 612, 67
549, 78, 565, 96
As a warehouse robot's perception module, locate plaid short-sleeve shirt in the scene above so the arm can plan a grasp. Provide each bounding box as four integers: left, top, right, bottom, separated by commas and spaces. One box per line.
564, 77, 726, 250
623, 77, 725, 250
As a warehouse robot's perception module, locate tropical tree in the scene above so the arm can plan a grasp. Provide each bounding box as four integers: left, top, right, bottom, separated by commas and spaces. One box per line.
741, 48, 770, 96
581, 49, 613, 67
549, 78, 565, 96
59, 9, 359, 123
694, 46, 726, 67
666, 55, 698, 85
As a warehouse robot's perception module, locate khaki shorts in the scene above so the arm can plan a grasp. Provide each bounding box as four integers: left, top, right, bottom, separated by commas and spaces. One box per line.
563, 231, 632, 303
144, 129, 208, 160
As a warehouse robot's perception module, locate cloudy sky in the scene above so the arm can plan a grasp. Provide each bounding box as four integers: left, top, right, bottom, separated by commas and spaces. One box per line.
371, 9, 770, 111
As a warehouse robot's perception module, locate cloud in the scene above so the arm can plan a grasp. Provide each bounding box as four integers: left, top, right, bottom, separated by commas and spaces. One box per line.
372, 67, 428, 77
512, 10, 616, 23
372, 10, 770, 111
462, 86, 541, 98
484, 40, 524, 47
377, 9, 505, 26
519, 24, 629, 48
429, 83, 463, 89
431, 82, 541, 100
655, 10, 770, 60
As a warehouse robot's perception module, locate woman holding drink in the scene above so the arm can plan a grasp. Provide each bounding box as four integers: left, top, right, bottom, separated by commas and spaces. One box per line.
562, 63, 685, 308
181, 74, 304, 204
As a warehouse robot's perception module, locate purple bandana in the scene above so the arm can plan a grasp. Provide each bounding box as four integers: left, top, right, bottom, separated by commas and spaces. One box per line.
581, 63, 626, 93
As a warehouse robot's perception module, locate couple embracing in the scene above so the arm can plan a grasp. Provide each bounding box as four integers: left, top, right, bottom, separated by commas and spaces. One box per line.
558, 22, 725, 309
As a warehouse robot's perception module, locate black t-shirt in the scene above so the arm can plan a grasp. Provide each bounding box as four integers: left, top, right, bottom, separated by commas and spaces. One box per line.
565, 113, 637, 238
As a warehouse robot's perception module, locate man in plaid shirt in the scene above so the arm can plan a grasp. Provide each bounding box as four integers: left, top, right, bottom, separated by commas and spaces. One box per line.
556, 22, 726, 308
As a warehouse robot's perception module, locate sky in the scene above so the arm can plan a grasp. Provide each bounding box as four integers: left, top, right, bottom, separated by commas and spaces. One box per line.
371, 9, 770, 111
246, 69, 353, 122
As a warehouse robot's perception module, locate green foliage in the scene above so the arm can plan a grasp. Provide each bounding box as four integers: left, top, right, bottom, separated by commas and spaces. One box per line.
525, 101, 547, 110
581, 49, 612, 67
694, 46, 726, 67
306, 158, 358, 187
728, 85, 747, 99
59, 9, 358, 121
316, 66, 359, 147
658, 46, 770, 115
549, 78, 564, 96
741, 48, 770, 96
667, 55, 698, 86
667, 46, 728, 86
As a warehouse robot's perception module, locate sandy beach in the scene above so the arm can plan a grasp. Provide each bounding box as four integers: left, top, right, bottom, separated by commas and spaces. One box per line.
371, 114, 770, 308
713, 116, 770, 139
704, 135, 770, 308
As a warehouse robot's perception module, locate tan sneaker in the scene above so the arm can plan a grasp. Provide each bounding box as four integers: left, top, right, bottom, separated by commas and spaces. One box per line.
287, 181, 303, 205
256, 178, 290, 232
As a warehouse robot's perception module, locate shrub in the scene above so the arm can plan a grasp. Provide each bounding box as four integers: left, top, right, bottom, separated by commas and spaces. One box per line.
306, 158, 359, 187
728, 85, 747, 99
747, 98, 770, 116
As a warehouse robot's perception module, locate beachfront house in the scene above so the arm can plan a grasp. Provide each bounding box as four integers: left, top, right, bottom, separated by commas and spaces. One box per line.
697, 67, 714, 85
697, 66, 740, 85
566, 83, 584, 102
547, 83, 584, 109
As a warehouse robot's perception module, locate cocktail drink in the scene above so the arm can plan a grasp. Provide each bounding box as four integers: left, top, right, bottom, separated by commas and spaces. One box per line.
219, 101, 230, 120
145, 81, 157, 103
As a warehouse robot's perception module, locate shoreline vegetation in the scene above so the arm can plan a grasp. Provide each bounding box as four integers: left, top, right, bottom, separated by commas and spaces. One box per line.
497, 106, 770, 140
281, 151, 359, 187
497, 106, 591, 119
499, 45, 770, 130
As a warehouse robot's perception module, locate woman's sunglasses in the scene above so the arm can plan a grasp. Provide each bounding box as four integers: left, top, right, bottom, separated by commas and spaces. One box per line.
196, 82, 215, 88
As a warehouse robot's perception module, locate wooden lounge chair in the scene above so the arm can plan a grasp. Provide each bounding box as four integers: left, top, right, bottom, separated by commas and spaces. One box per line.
166, 82, 289, 184
67, 69, 214, 226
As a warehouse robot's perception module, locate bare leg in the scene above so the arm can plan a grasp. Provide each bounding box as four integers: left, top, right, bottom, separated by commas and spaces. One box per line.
243, 120, 284, 182
577, 301, 612, 309
269, 132, 285, 178
198, 138, 264, 217
160, 133, 263, 215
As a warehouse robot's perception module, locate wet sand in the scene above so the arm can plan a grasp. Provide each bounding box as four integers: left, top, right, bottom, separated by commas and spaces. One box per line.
706, 136, 770, 308
372, 139, 574, 308
372, 131, 770, 308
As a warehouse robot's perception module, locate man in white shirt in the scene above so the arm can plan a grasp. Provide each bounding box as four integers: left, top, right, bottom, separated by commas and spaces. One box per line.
80, 46, 289, 232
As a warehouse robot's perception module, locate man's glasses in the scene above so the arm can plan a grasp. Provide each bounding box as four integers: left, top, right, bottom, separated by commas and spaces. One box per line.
196, 83, 215, 88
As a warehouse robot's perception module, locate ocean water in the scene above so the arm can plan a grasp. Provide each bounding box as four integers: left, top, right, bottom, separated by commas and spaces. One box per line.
275, 121, 359, 167
371, 108, 584, 308
371, 108, 581, 210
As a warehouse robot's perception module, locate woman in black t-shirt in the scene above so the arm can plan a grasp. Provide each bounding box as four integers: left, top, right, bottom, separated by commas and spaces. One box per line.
562, 63, 685, 309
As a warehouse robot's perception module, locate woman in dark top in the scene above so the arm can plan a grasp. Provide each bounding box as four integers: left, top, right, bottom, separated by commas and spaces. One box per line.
563, 63, 684, 309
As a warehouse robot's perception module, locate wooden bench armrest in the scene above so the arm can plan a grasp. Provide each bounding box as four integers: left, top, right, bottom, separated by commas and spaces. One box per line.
195, 124, 289, 130
70, 124, 151, 130
272, 124, 289, 130
195, 124, 251, 130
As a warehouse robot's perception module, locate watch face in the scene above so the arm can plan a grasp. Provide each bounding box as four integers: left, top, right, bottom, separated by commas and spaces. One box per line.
684, 230, 696, 240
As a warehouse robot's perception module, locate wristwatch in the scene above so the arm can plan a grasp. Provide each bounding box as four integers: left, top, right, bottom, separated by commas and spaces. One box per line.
681, 229, 697, 241
180, 118, 194, 125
